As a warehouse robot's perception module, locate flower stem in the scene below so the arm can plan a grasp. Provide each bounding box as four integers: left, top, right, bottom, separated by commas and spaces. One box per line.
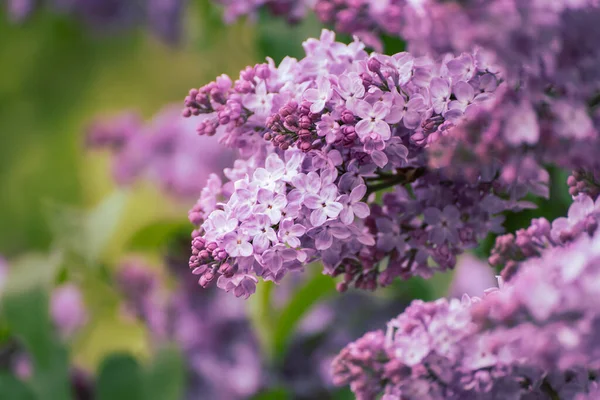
366, 167, 426, 196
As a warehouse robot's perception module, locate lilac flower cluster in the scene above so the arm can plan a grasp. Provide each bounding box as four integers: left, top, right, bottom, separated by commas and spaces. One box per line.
183, 29, 542, 297
473, 229, 600, 376
333, 194, 600, 399
214, 0, 314, 24
332, 295, 537, 399
227, 1, 600, 189
568, 169, 600, 199
332, 291, 599, 399
489, 192, 600, 280
5, 0, 185, 44
313, 1, 600, 188
87, 106, 234, 199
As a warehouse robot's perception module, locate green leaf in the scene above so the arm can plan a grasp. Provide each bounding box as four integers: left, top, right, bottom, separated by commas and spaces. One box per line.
0, 373, 36, 400
250, 387, 290, 400
143, 346, 185, 400
272, 270, 336, 362
2, 288, 71, 400
126, 220, 190, 251
1, 252, 62, 298
247, 280, 276, 362
85, 190, 128, 263
45, 190, 128, 265
381, 34, 406, 54
97, 354, 144, 400
256, 12, 323, 61
333, 387, 356, 400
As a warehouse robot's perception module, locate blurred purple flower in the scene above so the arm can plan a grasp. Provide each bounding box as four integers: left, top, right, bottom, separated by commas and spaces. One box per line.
50, 284, 88, 338
448, 254, 497, 299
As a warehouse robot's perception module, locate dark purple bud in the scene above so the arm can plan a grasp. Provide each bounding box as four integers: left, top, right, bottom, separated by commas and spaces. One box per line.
299, 116, 312, 129
299, 141, 312, 151
241, 66, 255, 81
274, 134, 286, 144
341, 111, 356, 124
218, 263, 236, 278
198, 250, 210, 260
192, 237, 206, 249
285, 115, 298, 127
256, 64, 271, 79
368, 57, 382, 73
298, 129, 312, 139
336, 281, 348, 292
199, 271, 215, 288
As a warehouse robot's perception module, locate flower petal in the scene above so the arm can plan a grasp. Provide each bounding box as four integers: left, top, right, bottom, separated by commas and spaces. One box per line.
310, 208, 328, 227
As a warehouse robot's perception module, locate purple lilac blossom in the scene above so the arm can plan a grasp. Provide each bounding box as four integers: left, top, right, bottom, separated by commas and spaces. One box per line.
340, 1, 600, 188
50, 283, 88, 338
5, 0, 185, 44
332, 293, 599, 399
568, 169, 600, 199
489, 191, 600, 280
333, 196, 600, 399
250, 1, 600, 189
472, 218, 600, 375
87, 105, 235, 199
183, 29, 540, 298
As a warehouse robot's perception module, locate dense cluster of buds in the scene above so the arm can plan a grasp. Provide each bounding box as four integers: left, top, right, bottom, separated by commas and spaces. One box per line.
489, 192, 600, 280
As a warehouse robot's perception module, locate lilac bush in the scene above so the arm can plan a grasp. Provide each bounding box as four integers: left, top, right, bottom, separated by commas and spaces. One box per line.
11, 0, 597, 397
164, 0, 600, 398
